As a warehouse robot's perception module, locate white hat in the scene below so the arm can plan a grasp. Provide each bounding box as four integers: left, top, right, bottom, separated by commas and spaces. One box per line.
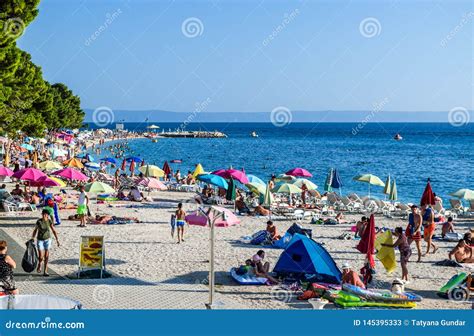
342, 262, 351, 270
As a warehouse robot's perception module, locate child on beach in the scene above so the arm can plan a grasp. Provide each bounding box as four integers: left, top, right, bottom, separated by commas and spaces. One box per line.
175, 203, 186, 244
449, 239, 473, 263
0, 241, 18, 295
381, 227, 412, 282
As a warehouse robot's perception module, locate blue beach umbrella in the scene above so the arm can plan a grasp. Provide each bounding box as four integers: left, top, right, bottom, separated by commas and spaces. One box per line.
101, 157, 117, 164
247, 174, 265, 185
197, 174, 228, 190
77, 153, 94, 162
126, 156, 142, 163
331, 169, 343, 195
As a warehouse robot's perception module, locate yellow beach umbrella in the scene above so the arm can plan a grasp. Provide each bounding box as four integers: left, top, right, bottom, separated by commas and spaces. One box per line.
353, 174, 385, 197
63, 157, 84, 169
48, 176, 66, 187
246, 182, 267, 195
293, 178, 318, 190
39, 160, 62, 170
193, 163, 205, 177
383, 175, 391, 195
139, 165, 165, 178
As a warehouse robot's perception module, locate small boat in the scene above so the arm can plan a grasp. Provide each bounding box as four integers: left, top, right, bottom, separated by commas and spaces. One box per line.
170, 159, 182, 163
151, 139, 158, 143
394, 133, 403, 141
250, 131, 258, 138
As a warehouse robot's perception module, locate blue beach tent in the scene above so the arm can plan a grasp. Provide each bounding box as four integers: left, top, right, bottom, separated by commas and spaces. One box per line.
273, 234, 342, 283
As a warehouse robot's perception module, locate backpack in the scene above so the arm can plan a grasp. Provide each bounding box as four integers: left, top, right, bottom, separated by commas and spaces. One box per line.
251, 230, 269, 245
22, 239, 38, 273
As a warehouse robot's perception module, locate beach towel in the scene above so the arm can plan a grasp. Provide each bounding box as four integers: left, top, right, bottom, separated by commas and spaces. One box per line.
374, 230, 396, 273
434, 259, 463, 267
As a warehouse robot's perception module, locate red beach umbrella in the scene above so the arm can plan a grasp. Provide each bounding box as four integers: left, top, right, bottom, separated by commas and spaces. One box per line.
129, 160, 136, 174
286, 168, 313, 178
162, 161, 171, 175
356, 214, 376, 268
121, 159, 126, 171
420, 179, 435, 206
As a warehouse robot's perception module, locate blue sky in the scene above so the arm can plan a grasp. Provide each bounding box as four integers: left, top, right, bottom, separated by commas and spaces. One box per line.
18, 0, 472, 114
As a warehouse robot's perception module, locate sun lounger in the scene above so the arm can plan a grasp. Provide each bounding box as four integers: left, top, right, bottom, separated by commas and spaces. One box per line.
449, 199, 466, 215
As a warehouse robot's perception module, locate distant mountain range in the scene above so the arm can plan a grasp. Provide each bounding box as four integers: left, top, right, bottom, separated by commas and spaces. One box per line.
84, 109, 473, 123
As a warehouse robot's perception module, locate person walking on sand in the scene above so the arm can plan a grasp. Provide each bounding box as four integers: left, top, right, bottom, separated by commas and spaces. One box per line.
382, 227, 412, 282
421, 204, 438, 255
77, 185, 89, 227
0, 241, 18, 295
32, 209, 60, 276
175, 203, 186, 244
406, 205, 423, 262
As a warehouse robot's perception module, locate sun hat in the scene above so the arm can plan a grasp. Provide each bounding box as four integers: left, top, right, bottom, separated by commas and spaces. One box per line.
341, 262, 351, 270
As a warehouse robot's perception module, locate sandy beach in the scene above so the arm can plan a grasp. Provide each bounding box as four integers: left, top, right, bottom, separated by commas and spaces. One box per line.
2, 186, 472, 310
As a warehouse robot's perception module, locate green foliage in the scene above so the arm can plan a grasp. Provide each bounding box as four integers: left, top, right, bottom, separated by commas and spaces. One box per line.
0, 0, 84, 137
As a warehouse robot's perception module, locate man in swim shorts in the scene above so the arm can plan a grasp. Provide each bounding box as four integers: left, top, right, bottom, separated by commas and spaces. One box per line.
406, 205, 423, 262
421, 204, 438, 256
175, 203, 186, 244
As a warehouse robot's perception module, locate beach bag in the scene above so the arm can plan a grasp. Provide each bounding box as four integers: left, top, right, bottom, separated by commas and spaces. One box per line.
251, 230, 268, 245
22, 239, 38, 273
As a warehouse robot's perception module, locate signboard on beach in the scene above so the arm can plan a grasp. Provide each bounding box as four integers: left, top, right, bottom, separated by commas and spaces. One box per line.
79, 236, 105, 277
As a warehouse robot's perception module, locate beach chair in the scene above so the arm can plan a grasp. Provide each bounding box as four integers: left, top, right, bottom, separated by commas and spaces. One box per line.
449, 199, 465, 215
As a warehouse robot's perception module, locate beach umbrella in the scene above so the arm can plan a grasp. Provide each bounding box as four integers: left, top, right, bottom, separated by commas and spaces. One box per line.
129, 160, 136, 174
353, 174, 385, 197
147, 124, 160, 129
121, 159, 126, 171
0, 166, 14, 177
275, 174, 296, 182
39, 160, 62, 171
389, 179, 398, 201
48, 176, 67, 187
192, 163, 205, 177
84, 181, 115, 194
247, 174, 265, 185
383, 175, 391, 195
212, 169, 249, 184
196, 174, 228, 190
285, 167, 313, 178
449, 188, 474, 201
100, 157, 117, 164
246, 182, 267, 195
76, 153, 94, 162
331, 169, 343, 190
53, 168, 88, 181
324, 168, 333, 192
186, 206, 240, 308
262, 183, 274, 207
357, 214, 376, 268
139, 165, 165, 178
420, 179, 435, 206
85, 162, 100, 170
29, 176, 62, 188
162, 161, 171, 175
12, 168, 46, 182
293, 178, 318, 190
20, 143, 34, 151
272, 183, 302, 194
126, 156, 142, 163
62, 157, 84, 169
140, 159, 145, 167
226, 178, 236, 201
136, 177, 167, 190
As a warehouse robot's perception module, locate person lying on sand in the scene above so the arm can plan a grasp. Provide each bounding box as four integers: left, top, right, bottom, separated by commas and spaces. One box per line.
449, 239, 473, 263
341, 262, 365, 289
91, 215, 141, 224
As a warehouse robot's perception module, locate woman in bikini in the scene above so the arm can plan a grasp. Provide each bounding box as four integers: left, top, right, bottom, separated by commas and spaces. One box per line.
406, 205, 422, 262
382, 227, 412, 282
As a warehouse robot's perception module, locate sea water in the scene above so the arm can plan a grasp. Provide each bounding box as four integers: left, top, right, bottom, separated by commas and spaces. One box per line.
92, 122, 473, 203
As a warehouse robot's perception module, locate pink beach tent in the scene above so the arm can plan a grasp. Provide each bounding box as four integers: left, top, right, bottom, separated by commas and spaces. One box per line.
185, 207, 240, 227
12, 168, 47, 182
285, 168, 313, 178
52, 167, 88, 181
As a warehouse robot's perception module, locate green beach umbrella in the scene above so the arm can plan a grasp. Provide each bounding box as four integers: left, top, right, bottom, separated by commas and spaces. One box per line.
226, 178, 236, 201
389, 179, 398, 201
262, 183, 274, 208
272, 183, 302, 194
324, 168, 333, 192
449, 189, 474, 200
383, 175, 391, 195
293, 178, 318, 190
84, 181, 115, 194
246, 182, 266, 195
353, 174, 385, 198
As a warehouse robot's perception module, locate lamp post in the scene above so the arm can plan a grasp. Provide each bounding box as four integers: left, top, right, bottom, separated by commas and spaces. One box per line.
199, 206, 227, 309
